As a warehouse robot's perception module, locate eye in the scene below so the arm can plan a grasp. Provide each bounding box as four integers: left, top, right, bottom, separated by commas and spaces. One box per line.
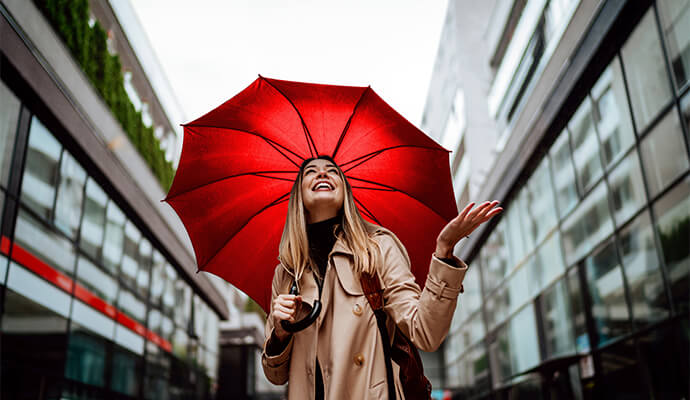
304, 169, 315, 175
328, 168, 338, 174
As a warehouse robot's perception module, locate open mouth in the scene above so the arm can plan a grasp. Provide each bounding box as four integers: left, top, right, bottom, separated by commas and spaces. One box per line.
312, 181, 334, 191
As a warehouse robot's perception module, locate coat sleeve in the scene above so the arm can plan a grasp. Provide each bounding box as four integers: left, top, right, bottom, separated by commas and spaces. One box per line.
261, 264, 293, 385
377, 234, 468, 352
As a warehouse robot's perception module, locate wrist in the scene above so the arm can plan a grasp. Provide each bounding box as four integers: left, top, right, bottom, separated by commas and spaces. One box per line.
434, 244, 453, 259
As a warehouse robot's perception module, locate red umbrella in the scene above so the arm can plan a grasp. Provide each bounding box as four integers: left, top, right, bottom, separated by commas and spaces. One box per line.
164, 76, 456, 312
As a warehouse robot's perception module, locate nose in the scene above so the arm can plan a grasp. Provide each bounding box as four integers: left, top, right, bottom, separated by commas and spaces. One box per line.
316, 168, 328, 178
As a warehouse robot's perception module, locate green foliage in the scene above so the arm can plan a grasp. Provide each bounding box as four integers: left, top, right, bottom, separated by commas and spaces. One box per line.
35, 0, 175, 191
244, 298, 267, 320
659, 216, 690, 266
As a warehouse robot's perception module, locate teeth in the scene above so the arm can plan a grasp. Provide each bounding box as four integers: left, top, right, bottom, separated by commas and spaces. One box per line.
315, 183, 332, 190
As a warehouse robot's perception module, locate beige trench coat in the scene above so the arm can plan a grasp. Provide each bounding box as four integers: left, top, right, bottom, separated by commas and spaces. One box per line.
261, 224, 468, 400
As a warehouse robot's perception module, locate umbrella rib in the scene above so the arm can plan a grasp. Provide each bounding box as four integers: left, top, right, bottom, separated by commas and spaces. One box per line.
186, 125, 304, 168
164, 171, 295, 202
351, 186, 395, 192
347, 176, 449, 221
260, 76, 319, 157
353, 196, 382, 226
331, 86, 370, 159
199, 191, 291, 271
340, 144, 448, 172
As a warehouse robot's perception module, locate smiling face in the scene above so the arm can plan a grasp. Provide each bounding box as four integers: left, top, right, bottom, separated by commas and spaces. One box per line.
300, 158, 345, 223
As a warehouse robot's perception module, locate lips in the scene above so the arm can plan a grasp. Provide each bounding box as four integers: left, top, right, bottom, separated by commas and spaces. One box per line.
312, 181, 334, 191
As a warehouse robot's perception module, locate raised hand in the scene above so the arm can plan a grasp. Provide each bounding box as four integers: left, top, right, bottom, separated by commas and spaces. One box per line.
435, 201, 503, 258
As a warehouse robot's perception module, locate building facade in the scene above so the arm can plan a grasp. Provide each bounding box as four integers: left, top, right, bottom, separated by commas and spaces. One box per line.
0, 0, 230, 399
423, 0, 689, 398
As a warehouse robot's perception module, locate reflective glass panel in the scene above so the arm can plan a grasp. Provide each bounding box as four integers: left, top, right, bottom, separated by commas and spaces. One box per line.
21, 117, 61, 220
550, 130, 579, 218
562, 181, 614, 265
639, 109, 689, 198
75, 255, 118, 305
480, 220, 509, 293
637, 317, 690, 399
505, 203, 528, 268
111, 347, 141, 396
162, 264, 177, 317
621, 9, 673, 132
150, 250, 166, 307
136, 238, 152, 298
485, 284, 509, 331
117, 288, 146, 324
618, 211, 669, 325
567, 267, 589, 352
653, 176, 690, 313
489, 323, 512, 383
522, 157, 558, 246
65, 331, 107, 387
508, 304, 540, 374
15, 208, 76, 277
591, 57, 635, 168
103, 201, 125, 273
540, 279, 576, 358
54, 151, 86, 238
528, 230, 566, 296
121, 221, 141, 289
79, 179, 107, 259
174, 278, 192, 327
569, 98, 604, 192
599, 339, 646, 397
608, 149, 647, 226
172, 328, 189, 359
508, 264, 530, 314
0, 81, 20, 186
584, 240, 631, 347
657, 0, 690, 91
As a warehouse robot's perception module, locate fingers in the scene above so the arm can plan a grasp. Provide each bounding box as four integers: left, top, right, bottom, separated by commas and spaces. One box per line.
272, 294, 302, 323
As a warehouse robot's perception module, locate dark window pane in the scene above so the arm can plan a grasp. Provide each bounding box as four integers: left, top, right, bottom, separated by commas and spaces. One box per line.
541, 279, 576, 358
584, 240, 631, 347
550, 130, 579, 218
608, 149, 647, 226
657, 0, 690, 91
653, 176, 690, 313
0, 81, 20, 187
65, 331, 107, 387
111, 347, 142, 396
621, 9, 673, 132
569, 98, 604, 192
21, 117, 61, 220
567, 267, 589, 352
562, 181, 613, 265
618, 211, 669, 325
54, 151, 86, 238
598, 339, 646, 398
639, 110, 689, 198
79, 179, 107, 259
591, 57, 636, 168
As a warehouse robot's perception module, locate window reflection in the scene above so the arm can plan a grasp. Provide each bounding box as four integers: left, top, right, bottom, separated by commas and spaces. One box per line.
0, 81, 20, 186
618, 211, 669, 325
75, 256, 117, 305
21, 117, 61, 220
608, 149, 647, 226
657, 0, 690, 91
550, 130, 579, 218
136, 238, 152, 298
15, 209, 76, 277
505, 203, 528, 268
121, 221, 141, 289
103, 201, 126, 274
485, 284, 509, 331
584, 240, 631, 347
111, 347, 141, 396
639, 110, 689, 198
117, 288, 146, 324
591, 57, 635, 168
65, 330, 107, 387
569, 98, 604, 192
562, 181, 613, 265
508, 264, 530, 315
528, 231, 565, 296
567, 267, 589, 352
522, 157, 558, 246
540, 279, 576, 358
653, 177, 690, 313
80, 179, 107, 259
54, 151, 86, 238
620, 9, 673, 132
508, 304, 540, 375
150, 251, 166, 306
480, 220, 509, 293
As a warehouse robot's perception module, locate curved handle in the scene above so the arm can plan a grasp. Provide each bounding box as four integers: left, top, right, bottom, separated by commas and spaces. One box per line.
280, 281, 321, 333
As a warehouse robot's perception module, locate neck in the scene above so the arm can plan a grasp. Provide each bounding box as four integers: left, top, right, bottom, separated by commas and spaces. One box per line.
306, 208, 339, 224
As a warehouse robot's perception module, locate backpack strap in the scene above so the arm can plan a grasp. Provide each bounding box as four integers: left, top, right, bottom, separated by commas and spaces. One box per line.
360, 272, 397, 400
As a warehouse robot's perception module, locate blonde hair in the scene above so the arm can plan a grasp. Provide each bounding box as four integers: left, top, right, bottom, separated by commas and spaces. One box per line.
278, 156, 381, 282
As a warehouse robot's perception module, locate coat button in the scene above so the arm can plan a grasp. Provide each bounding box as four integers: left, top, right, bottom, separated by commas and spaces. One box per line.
354, 353, 365, 367
353, 303, 363, 316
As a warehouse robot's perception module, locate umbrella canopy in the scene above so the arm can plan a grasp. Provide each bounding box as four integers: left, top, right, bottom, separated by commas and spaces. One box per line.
164, 76, 457, 312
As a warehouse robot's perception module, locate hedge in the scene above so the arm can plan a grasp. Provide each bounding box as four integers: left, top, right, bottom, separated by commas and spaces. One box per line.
35, 0, 175, 190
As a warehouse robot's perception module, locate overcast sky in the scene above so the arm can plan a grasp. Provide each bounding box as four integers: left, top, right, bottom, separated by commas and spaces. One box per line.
129, 0, 449, 126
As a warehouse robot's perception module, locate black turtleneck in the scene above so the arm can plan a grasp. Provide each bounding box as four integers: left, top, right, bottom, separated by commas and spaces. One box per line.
306, 215, 341, 282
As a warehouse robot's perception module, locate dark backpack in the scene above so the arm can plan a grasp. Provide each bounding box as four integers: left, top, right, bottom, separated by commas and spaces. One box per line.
360, 272, 432, 400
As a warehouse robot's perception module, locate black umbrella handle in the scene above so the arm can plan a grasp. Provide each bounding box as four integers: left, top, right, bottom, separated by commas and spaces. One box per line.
280, 281, 321, 333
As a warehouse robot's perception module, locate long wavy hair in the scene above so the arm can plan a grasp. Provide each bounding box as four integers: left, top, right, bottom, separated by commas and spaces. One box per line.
278, 155, 381, 282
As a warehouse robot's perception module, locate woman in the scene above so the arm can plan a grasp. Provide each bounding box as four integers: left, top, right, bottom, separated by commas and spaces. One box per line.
262, 155, 501, 399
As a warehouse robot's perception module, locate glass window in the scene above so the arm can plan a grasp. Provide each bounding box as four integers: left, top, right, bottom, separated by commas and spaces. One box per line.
591, 57, 636, 168
528, 231, 566, 296
14, 208, 76, 277
621, 9, 673, 132
508, 304, 540, 374
608, 149, 647, 226
653, 176, 690, 313
54, 151, 86, 238
103, 201, 125, 273
522, 157, 558, 246
618, 211, 669, 325
174, 278, 192, 328
0, 81, 20, 186
65, 331, 107, 387
485, 284, 509, 331
489, 322, 512, 384
508, 264, 530, 314
136, 238, 152, 298
79, 179, 107, 259
148, 308, 163, 337
111, 348, 142, 396
162, 264, 177, 317
550, 130, 579, 218
117, 288, 146, 324
505, 203, 528, 268
567, 267, 589, 352
121, 221, 141, 289
21, 117, 61, 220
584, 240, 631, 347
540, 279, 576, 358
75, 255, 118, 305
150, 250, 166, 307
114, 324, 145, 356
172, 328, 189, 359
599, 339, 646, 397
683, 90, 690, 142
562, 181, 614, 265
569, 98, 604, 192
639, 109, 689, 198
70, 298, 115, 341
657, 0, 690, 91
480, 220, 510, 293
